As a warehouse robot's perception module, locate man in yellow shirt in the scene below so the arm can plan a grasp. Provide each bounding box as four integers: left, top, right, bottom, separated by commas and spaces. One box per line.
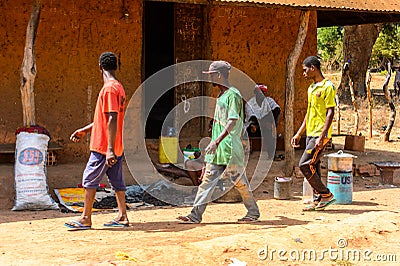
291, 56, 336, 211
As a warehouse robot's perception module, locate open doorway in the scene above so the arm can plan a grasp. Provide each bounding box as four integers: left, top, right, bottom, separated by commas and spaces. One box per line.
144, 1, 175, 139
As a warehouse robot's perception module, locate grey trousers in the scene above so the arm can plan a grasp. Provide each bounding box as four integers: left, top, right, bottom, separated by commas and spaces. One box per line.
188, 163, 260, 223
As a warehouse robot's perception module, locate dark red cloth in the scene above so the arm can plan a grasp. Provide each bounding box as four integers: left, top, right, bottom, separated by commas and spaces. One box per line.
15, 125, 51, 138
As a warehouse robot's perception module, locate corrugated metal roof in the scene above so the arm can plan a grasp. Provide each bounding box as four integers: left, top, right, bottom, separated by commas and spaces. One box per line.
216, 0, 400, 13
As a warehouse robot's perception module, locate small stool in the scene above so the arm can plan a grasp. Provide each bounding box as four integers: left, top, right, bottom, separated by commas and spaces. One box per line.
47, 151, 57, 165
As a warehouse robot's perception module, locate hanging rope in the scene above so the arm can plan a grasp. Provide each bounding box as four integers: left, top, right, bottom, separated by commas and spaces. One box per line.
181, 95, 190, 113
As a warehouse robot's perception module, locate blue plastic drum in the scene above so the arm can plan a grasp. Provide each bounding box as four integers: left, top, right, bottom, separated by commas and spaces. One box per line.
327, 171, 353, 204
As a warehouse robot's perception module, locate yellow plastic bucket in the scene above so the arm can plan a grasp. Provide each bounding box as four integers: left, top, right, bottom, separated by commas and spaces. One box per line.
158, 137, 178, 163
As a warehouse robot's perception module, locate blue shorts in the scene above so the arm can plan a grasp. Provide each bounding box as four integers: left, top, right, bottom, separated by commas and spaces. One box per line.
82, 151, 126, 191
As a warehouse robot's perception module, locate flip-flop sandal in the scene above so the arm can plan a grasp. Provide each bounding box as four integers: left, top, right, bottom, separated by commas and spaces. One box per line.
176, 216, 199, 224
237, 216, 259, 224
315, 198, 336, 211
302, 204, 318, 212
64, 220, 91, 230
103, 219, 129, 227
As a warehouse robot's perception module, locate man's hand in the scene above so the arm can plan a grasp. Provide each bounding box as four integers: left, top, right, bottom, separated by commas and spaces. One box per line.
198, 167, 206, 183
70, 123, 93, 143
315, 136, 325, 150
106, 150, 117, 167
70, 129, 86, 143
291, 134, 301, 148
205, 140, 218, 154
106, 112, 118, 167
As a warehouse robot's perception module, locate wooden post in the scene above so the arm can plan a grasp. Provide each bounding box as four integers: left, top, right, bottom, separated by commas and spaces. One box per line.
342, 60, 359, 136
366, 70, 373, 139
348, 77, 359, 135
20, 0, 41, 127
335, 95, 341, 135
383, 62, 395, 142
284, 10, 310, 177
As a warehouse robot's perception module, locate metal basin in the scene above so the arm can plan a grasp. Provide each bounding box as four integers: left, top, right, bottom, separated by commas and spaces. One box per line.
370, 161, 400, 169
325, 150, 357, 172
370, 161, 400, 186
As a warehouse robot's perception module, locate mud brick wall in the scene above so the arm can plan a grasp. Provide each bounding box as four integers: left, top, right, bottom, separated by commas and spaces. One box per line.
209, 6, 317, 135
0, 0, 143, 162
0, 1, 316, 162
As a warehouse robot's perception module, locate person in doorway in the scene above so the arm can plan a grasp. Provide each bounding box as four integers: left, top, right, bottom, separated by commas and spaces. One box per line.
154, 119, 212, 186
245, 84, 280, 128
65, 52, 128, 229
291, 55, 337, 211
244, 84, 281, 159
177, 61, 260, 224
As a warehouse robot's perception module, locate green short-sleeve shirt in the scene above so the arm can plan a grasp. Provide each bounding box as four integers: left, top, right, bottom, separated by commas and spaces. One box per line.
305, 78, 337, 138
205, 87, 244, 166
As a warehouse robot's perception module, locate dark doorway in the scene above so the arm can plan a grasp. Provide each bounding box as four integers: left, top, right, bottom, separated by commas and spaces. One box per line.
144, 1, 175, 138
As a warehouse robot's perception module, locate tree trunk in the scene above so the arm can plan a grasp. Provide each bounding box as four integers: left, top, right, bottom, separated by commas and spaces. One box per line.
284, 10, 310, 177
383, 63, 395, 142
20, 0, 41, 127
338, 24, 381, 102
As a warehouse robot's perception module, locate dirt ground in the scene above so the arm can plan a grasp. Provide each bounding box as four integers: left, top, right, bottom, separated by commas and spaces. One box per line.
1, 73, 400, 266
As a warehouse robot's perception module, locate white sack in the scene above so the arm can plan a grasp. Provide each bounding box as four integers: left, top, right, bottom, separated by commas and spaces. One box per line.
12, 132, 59, 211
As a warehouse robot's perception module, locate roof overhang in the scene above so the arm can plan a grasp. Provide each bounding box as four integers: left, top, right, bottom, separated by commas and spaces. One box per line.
213, 0, 400, 27
316, 10, 400, 27
145, 0, 400, 27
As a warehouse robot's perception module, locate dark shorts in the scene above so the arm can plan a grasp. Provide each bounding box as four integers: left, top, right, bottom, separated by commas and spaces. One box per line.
82, 151, 126, 191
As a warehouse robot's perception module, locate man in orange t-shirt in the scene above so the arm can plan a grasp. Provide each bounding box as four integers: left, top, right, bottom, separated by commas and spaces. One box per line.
65, 52, 128, 229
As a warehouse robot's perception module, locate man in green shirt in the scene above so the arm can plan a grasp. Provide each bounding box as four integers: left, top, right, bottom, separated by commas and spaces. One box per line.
291, 56, 337, 211
177, 61, 260, 224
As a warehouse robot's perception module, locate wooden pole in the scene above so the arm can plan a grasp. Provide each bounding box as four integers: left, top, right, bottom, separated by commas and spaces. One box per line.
335, 95, 341, 135
348, 77, 359, 135
344, 60, 359, 136
366, 70, 373, 139
284, 10, 310, 177
383, 62, 395, 142
20, 0, 41, 127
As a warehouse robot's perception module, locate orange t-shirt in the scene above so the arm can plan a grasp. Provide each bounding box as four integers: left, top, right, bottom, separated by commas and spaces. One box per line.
90, 80, 126, 156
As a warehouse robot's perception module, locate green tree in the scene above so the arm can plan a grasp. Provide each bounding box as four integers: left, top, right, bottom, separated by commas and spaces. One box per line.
317, 26, 344, 70
371, 23, 400, 69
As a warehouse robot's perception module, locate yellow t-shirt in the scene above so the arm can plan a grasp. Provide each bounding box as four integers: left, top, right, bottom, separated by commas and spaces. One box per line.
305, 79, 336, 138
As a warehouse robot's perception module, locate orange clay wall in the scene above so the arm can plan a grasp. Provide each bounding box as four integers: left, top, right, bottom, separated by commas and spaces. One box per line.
209, 6, 317, 136
0, 1, 316, 161
0, 0, 143, 161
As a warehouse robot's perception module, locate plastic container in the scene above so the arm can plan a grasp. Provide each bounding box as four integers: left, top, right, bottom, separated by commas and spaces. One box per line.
158, 137, 178, 164
182, 147, 201, 162
273, 177, 292, 200
327, 171, 353, 204
302, 178, 313, 204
